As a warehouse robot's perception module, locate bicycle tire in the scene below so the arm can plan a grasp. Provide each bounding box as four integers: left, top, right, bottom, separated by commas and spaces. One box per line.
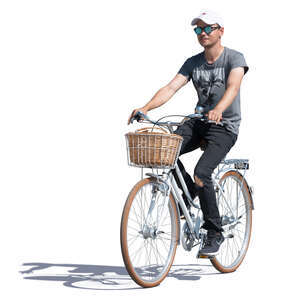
210, 170, 253, 273
120, 177, 179, 288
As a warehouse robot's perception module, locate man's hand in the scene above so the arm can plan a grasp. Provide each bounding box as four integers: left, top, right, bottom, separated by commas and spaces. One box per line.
206, 108, 223, 124
128, 107, 148, 125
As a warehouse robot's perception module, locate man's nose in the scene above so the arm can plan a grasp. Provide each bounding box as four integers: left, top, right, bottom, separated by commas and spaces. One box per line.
199, 31, 207, 37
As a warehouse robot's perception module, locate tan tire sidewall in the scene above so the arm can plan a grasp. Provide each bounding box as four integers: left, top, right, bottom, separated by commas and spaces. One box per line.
120, 177, 179, 287
210, 170, 253, 273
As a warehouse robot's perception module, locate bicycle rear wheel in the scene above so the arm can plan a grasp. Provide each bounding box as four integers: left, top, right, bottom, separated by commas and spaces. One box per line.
210, 170, 253, 273
120, 177, 179, 288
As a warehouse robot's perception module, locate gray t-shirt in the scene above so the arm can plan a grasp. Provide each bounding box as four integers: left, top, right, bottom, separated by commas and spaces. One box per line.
178, 46, 248, 135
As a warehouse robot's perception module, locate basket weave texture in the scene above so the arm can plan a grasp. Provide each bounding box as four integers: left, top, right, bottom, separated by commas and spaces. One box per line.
125, 127, 183, 169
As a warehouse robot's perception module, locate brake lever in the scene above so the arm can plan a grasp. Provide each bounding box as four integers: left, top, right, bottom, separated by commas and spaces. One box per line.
195, 106, 224, 126
207, 120, 224, 126
189, 113, 204, 119
130, 111, 148, 124
189, 113, 224, 126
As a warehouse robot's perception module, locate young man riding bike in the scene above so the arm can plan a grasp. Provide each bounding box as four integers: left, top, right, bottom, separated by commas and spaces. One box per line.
128, 10, 249, 256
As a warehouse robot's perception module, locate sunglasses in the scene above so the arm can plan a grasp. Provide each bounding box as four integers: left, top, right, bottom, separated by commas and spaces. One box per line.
194, 25, 220, 35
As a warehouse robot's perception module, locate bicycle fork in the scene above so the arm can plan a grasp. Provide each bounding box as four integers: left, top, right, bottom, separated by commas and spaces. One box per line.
142, 176, 170, 239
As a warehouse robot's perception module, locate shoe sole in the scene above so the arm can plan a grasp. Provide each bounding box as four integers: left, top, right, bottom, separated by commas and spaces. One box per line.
197, 254, 215, 259
196, 239, 225, 258
197, 251, 219, 258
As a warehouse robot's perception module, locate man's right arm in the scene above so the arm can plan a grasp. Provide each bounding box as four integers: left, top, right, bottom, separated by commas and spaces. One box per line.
143, 73, 188, 111
128, 73, 188, 124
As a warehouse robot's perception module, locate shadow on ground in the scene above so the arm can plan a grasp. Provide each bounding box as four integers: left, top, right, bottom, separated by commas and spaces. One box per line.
20, 262, 221, 290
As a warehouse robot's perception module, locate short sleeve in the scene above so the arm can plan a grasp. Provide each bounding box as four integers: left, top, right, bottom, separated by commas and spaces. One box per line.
178, 57, 193, 81
229, 51, 249, 75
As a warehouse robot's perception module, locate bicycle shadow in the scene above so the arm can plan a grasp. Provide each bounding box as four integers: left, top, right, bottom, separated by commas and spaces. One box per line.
19, 262, 221, 290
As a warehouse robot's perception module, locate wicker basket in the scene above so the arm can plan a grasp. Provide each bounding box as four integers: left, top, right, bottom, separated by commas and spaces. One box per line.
125, 127, 183, 169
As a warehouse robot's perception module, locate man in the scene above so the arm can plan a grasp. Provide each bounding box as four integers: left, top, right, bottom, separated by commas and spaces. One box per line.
128, 10, 248, 256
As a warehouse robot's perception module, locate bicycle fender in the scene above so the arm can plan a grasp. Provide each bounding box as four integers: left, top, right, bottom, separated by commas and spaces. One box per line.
170, 190, 181, 245
216, 168, 254, 211
234, 170, 254, 211
244, 176, 254, 210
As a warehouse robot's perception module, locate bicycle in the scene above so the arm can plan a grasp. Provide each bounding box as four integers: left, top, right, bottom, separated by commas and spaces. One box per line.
121, 109, 254, 288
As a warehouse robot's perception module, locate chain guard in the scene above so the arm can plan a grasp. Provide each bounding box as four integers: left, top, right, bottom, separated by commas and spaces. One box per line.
180, 221, 195, 251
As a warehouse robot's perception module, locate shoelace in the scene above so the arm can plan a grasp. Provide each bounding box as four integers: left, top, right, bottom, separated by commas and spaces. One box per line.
203, 232, 222, 247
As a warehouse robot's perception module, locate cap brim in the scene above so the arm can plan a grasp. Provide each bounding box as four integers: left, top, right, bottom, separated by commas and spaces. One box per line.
191, 18, 199, 26
191, 17, 213, 26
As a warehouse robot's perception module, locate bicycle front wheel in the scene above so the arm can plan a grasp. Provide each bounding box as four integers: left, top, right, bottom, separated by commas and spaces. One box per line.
210, 170, 253, 273
120, 177, 179, 288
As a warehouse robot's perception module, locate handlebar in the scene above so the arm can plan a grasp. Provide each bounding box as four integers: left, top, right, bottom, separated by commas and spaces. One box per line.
129, 106, 223, 132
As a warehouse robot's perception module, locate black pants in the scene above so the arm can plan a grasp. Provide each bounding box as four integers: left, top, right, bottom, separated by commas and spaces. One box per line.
172, 118, 238, 232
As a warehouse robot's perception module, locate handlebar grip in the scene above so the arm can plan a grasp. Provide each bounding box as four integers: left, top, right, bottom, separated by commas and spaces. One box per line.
130, 111, 148, 124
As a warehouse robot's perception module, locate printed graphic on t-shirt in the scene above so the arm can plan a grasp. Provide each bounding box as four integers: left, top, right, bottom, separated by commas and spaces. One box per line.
193, 66, 225, 109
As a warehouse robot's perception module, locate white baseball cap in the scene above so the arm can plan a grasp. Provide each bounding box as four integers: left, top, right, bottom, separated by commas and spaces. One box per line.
191, 10, 224, 27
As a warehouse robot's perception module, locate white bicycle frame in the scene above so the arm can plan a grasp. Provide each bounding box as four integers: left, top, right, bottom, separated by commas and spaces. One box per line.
133, 112, 253, 246
143, 157, 252, 246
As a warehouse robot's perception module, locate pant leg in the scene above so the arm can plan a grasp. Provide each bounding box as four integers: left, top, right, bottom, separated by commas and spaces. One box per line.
171, 119, 203, 197
172, 159, 194, 195
194, 124, 238, 232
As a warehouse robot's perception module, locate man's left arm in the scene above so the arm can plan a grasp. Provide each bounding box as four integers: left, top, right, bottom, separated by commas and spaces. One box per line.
207, 67, 245, 124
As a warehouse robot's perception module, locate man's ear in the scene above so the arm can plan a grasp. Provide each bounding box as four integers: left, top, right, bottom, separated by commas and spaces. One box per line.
219, 27, 224, 38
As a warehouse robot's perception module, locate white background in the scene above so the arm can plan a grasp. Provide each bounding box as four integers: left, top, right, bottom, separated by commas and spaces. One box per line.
1, 0, 299, 298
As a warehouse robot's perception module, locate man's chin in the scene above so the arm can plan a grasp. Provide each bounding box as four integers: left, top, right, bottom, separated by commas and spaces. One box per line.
200, 42, 211, 48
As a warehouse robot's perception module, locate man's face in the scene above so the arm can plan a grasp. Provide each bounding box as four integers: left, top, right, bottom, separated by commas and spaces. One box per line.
195, 20, 224, 48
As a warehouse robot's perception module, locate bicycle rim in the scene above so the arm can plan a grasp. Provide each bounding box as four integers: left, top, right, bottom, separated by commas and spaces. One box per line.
120, 177, 179, 288
210, 171, 252, 273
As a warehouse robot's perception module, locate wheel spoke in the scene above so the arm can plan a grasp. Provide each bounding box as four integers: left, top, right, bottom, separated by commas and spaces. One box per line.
212, 172, 252, 271
121, 178, 178, 287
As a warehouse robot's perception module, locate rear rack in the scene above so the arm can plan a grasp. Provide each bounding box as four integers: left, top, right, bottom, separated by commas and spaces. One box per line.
222, 159, 249, 170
